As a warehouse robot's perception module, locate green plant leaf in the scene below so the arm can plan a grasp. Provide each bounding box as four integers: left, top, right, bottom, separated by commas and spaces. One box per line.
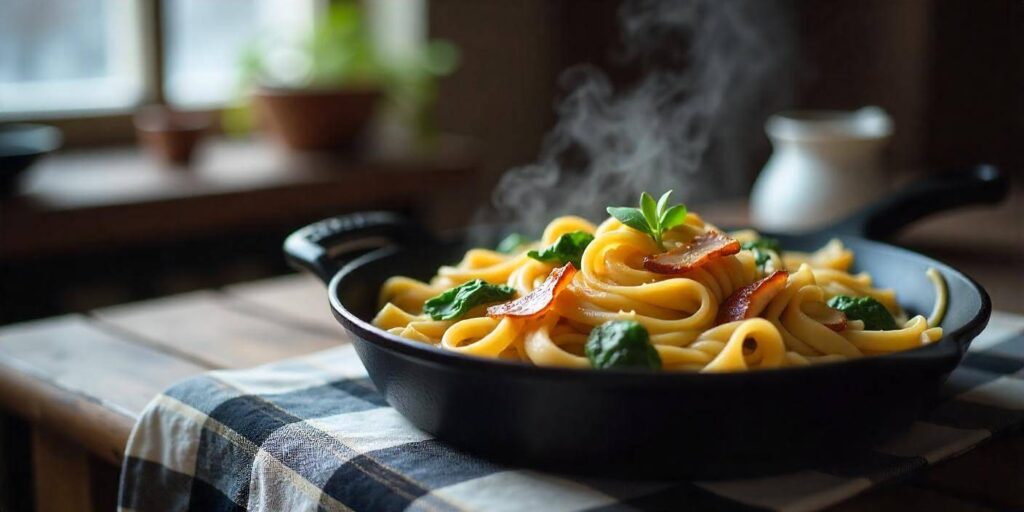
423, 40, 461, 76
640, 192, 660, 234
660, 204, 688, 230
606, 207, 651, 236
527, 231, 594, 268
423, 279, 516, 321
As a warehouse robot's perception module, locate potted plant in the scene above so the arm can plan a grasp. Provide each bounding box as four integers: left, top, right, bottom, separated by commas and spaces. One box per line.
226, 1, 458, 152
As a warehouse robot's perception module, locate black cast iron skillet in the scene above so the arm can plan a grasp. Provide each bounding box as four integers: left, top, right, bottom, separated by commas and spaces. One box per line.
285, 165, 1006, 479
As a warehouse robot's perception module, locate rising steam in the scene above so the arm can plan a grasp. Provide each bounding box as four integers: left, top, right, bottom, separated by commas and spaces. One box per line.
482, 0, 793, 234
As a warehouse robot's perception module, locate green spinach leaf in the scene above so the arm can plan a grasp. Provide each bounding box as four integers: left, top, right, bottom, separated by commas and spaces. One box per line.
585, 320, 662, 370
826, 295, 898, 331
527, 231, 594, 268
740, 238, 781, 272
423, 279, 516, 321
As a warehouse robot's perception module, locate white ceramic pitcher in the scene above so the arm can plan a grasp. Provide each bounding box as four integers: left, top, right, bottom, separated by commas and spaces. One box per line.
751, 107, 892, 233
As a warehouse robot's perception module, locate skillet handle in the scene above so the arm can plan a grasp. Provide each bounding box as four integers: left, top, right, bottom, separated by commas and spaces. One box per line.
824, 164, 1008, 240
284, 211, 430, 283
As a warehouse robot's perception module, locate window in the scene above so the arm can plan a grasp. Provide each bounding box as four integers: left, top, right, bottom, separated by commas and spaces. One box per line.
0, 0, 145, 115
163, 0, 260, 108
0, 0, 426, 120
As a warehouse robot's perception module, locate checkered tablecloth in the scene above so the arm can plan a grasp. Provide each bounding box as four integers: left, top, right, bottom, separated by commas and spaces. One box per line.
118, 312, 1024, 512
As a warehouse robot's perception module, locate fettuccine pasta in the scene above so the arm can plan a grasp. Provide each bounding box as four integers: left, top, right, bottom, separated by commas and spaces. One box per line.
373, 208, 945, 372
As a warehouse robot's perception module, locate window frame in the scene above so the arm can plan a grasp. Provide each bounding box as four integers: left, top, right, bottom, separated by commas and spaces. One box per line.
0, 0, 227, 146
1, 0, 422, 146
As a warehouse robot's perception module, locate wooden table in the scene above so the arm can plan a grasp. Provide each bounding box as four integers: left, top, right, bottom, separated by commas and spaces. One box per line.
0, 272, 1020, 512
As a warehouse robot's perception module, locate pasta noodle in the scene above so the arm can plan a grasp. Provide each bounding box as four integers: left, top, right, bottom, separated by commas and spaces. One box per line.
372, 211, 946, 372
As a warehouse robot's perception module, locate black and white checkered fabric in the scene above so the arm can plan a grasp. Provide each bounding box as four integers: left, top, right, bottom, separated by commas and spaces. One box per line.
119, 312, 1024, 512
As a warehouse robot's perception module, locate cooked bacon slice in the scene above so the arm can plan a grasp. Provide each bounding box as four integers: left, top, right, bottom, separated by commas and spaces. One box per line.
643, 231, 741, 274
487, 263, 577, 319
802, 302, 848, 332
716, 271, 788, 324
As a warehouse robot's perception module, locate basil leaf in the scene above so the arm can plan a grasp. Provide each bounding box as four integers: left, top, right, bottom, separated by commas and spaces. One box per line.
741, 238, 781, 272
826, 295, 899, 331
423, 279, 516, 321
496, 233, 528, 254
606, 207, 651, 235
607, 192, 687, 252
527, 231, 594, 268
640, 192, 660, 234
585, 320, 661, 370
659, 204, 688, 230
656, 190, 673, 215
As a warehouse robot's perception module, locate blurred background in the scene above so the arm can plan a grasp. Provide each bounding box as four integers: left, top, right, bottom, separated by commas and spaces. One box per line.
0, 0, 1021, 325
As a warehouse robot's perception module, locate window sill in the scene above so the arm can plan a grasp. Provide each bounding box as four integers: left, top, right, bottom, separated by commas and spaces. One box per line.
0, 134, 479, 259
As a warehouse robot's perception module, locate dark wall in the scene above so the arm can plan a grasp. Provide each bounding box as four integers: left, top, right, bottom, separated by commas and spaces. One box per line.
430, 0, 1021, 197
924, 0, 1020, 174
795, 0, 930, 172
429, 1, 557, 201
796, 0, 1021, 177
428, 0, 622, 204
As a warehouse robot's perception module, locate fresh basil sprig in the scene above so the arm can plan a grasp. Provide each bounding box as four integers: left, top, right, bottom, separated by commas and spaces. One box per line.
606, 191, 688, 251
423, 279, 516, 321
495, 233, 529, 254
740, 238, 781, 272
527, 231, 594, 268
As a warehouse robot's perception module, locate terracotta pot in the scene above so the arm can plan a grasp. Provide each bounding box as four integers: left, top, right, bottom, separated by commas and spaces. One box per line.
134, 106, 210, 167
254, 87, 381, 151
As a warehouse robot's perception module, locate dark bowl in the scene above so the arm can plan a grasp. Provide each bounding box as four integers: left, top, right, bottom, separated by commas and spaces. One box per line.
325, 232, 985, 478
284, 165, 1006, 479
0, 123, 62, 195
